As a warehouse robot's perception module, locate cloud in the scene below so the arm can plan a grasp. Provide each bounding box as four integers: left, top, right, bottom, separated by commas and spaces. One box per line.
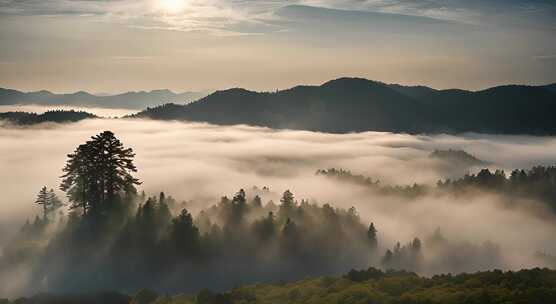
0, 0, 290, 35
300, 0, 556, 28
1, 0, 554, 35
2, 116, 556, 296
1, 117, 556, 274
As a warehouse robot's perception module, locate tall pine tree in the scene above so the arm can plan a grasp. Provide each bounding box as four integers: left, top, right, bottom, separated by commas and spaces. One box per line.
60, 131, 140, 217
34, 186, 63, 220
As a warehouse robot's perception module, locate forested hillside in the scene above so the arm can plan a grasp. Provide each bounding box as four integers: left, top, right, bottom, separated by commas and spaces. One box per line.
0, 110, 96, 125
135, 78, 556, 135
0, 88, 208, 109
317, 164, 556, 213
5, 268, 556, 304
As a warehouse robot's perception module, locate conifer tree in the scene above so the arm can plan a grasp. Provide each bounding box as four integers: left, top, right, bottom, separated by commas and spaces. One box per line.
35, 186, 64, 220
60, 131, 140, 216
367, 222, 378, 249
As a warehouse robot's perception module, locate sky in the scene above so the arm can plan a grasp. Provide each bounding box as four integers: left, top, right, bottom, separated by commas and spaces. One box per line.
0, 0, 555, 93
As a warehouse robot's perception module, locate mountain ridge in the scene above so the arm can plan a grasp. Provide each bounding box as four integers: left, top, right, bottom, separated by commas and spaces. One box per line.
0, 88, 210, 109
134, 77, 556, 135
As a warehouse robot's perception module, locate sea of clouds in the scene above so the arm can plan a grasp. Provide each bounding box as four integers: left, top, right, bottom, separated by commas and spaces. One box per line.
1, 117, 556, 277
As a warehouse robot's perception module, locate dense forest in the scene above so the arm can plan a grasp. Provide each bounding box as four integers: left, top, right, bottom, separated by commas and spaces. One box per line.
0, 110, 96, 125
4, 267, 556, 304
0, 131, 380, 296
133, 78, 556, 135
2, 131, 555, 302
317, 154, 556, 213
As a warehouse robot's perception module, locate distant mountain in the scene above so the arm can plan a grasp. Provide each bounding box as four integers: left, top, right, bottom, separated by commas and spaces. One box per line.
429, 149, 489, 167
135, 78, 424, 133
0, 88, 209, 109
134, 78, 556, 135
386, 83, 438, 99
0, 110, 96, 125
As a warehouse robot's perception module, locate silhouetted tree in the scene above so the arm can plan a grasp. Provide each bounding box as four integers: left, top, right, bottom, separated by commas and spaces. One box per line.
60, 131, 140, 216
281, 218, 299, 251
278, 190, 296, 220
228, 189, 248, 227
170, 208, 200, 256
281, 190, 294, 207
367, 222, 378, 249
34, 186, 63, 220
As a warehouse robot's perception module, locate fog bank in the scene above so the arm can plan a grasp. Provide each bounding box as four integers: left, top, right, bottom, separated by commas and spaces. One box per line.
1, 118, 556, 276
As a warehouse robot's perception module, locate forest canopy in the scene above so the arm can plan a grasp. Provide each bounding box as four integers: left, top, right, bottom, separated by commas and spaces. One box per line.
317, 165, 556, 213
4, 267, 556, 304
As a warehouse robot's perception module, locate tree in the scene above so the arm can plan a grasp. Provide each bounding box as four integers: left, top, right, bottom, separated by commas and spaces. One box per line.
252, 211, 275, 241
170, 208, 200, 255
35, 186, 50, 220
157, 195, 172, 227
411, 237, 422, 252
367, 222, 378, 249
35, 186, 64, 220
382, 249, 393, 265
280, 190, 295, 207
60, 131, 140, 216
60, 143, 93, 215
228, 189, 248, 226
278, 190, 295, 220
251, 195, 262, 208
281, 217, 299, 249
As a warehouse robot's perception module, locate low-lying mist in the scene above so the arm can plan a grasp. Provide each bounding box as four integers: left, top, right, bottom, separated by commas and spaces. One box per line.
1, 118, 556, 297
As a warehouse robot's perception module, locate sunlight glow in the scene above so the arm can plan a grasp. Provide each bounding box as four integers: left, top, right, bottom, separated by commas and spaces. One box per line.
159, 0, 186, 13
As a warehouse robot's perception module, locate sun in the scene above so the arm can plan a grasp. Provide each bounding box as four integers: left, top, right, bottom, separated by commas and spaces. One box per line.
158, 0, 186, 13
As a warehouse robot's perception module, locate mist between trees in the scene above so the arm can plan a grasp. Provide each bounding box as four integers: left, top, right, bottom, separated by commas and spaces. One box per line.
1, 120, 556, 298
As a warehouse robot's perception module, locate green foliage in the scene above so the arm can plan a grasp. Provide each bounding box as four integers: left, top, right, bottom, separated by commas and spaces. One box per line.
131, 289, 159, 304
205, 268, 556, 304
6, 268, 556, 304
